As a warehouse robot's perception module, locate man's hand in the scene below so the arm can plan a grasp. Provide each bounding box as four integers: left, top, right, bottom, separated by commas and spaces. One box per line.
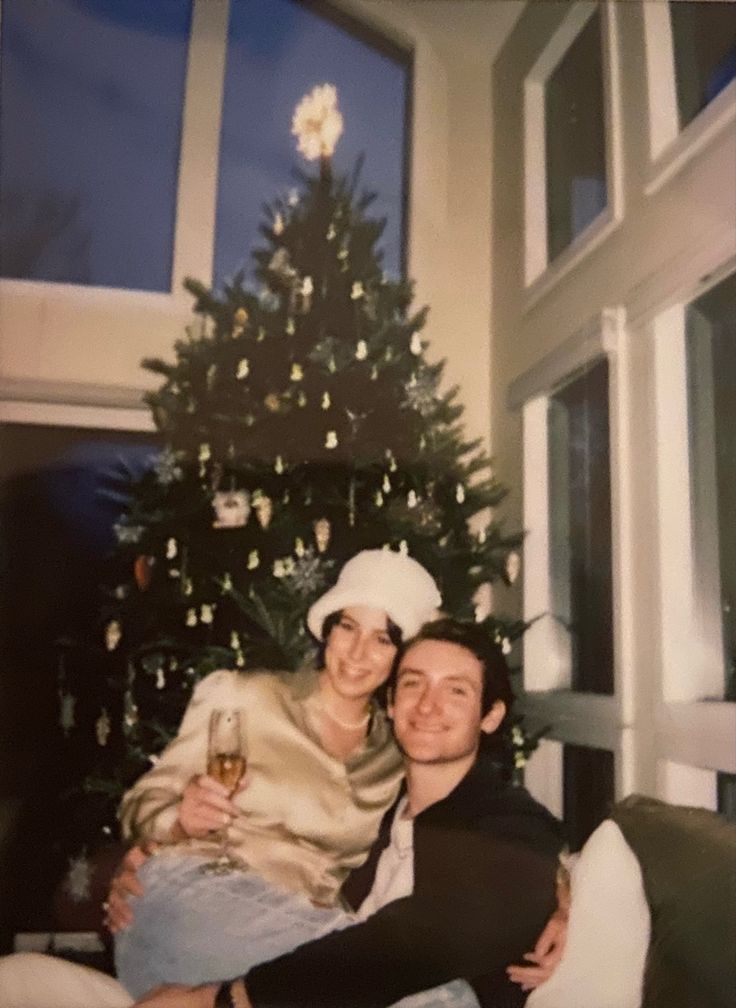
507, 855, 572, 992
105, 843, 155, 933
506, 910, 568, 991
132, 982, 218, 1007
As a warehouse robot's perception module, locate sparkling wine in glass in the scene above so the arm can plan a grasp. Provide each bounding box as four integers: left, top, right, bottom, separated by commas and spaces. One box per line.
201, 708, 247, 874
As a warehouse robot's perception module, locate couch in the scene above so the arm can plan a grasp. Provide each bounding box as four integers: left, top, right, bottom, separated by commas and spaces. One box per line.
527, 795, 736, 1008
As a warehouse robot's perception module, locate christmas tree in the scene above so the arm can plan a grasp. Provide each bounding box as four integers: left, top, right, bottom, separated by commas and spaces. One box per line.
60, 85, 533, 852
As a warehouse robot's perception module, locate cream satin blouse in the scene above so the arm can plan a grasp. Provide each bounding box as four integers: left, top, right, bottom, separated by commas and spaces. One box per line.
118, 668, 404, 906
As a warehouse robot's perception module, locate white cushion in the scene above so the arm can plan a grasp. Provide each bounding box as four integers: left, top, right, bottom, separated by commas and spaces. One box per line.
0, 952, 132, 1008
527, 819, 650, 1008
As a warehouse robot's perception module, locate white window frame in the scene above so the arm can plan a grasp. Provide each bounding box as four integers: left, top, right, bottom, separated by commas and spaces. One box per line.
523, 1, 623, 304
511, 306, 634, 803
644, 0, 736, 195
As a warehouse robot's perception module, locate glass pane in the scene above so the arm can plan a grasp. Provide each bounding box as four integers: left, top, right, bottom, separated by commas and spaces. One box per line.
563, 743, 614, 851
548, 358, 614, 693
717, 772, 736, 824
0, 422, 159, 940
0, 0, 191, 290
545, 8, 607, 262
686, 271, 736, 701
670, 0, 736, 129
214, 0, 410, 284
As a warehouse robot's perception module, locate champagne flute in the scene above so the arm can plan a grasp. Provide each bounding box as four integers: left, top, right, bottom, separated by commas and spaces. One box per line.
200, 708, 247, 875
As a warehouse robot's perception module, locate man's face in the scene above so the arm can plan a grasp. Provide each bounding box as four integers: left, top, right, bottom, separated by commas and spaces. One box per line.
389, 639, 505, 765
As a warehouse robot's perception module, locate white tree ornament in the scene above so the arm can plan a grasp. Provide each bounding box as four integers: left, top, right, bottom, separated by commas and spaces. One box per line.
291, 83, 344, 161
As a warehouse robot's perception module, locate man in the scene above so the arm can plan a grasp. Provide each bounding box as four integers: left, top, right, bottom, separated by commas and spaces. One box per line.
132, 618, 564, 1008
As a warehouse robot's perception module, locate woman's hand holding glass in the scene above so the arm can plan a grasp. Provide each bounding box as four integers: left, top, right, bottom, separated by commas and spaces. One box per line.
175, 773, 244, 840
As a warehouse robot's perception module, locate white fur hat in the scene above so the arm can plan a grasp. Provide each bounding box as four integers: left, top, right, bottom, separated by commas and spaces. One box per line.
307, 549, 441, 641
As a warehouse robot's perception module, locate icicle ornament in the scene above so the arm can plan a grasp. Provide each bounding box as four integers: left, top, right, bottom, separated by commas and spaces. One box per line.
59, 692, 76, 735
254, 493, 273, 529
96, 708, 111, 746
314, 518, 331, 553
105, 620, 122, 651
506, 551, 521, 584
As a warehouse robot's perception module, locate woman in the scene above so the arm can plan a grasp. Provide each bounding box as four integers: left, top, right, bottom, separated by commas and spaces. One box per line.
113, 548, 442, 999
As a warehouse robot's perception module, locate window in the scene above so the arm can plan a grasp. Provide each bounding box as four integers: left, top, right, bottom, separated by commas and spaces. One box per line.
670, 0, 736, 130
544, 8, 607, 262
0, 0, 411, 293
0, 422, 159, 937
685, 271, 736, 701
644, 0, 736, 179
548, 358, 614, 694
0, 0, 192, 290
524, 2, 621, 289
563, 743, 615, 849
214, 0, 411, 285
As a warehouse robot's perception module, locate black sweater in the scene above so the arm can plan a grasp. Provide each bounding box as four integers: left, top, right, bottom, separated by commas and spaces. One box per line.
246, 755, 564, 1008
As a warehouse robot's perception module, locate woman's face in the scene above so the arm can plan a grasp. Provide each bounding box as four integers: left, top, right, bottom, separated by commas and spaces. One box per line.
321, 605, 398, 703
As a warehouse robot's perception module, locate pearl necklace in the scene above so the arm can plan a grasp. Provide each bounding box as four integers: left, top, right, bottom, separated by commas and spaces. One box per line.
318, 700, 371, 732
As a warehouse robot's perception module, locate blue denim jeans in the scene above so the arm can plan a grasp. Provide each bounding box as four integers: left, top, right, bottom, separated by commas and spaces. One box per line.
114, 852, 479, 1007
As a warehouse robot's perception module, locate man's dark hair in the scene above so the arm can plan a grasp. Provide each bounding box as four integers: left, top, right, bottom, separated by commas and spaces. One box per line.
401, 618, 515, 728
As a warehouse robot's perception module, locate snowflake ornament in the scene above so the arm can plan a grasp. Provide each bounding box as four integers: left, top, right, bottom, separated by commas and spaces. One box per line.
64, 852, 92, 903
154, 447, 183, 485
114, 522, 143, 545
285, 547, 330, 596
